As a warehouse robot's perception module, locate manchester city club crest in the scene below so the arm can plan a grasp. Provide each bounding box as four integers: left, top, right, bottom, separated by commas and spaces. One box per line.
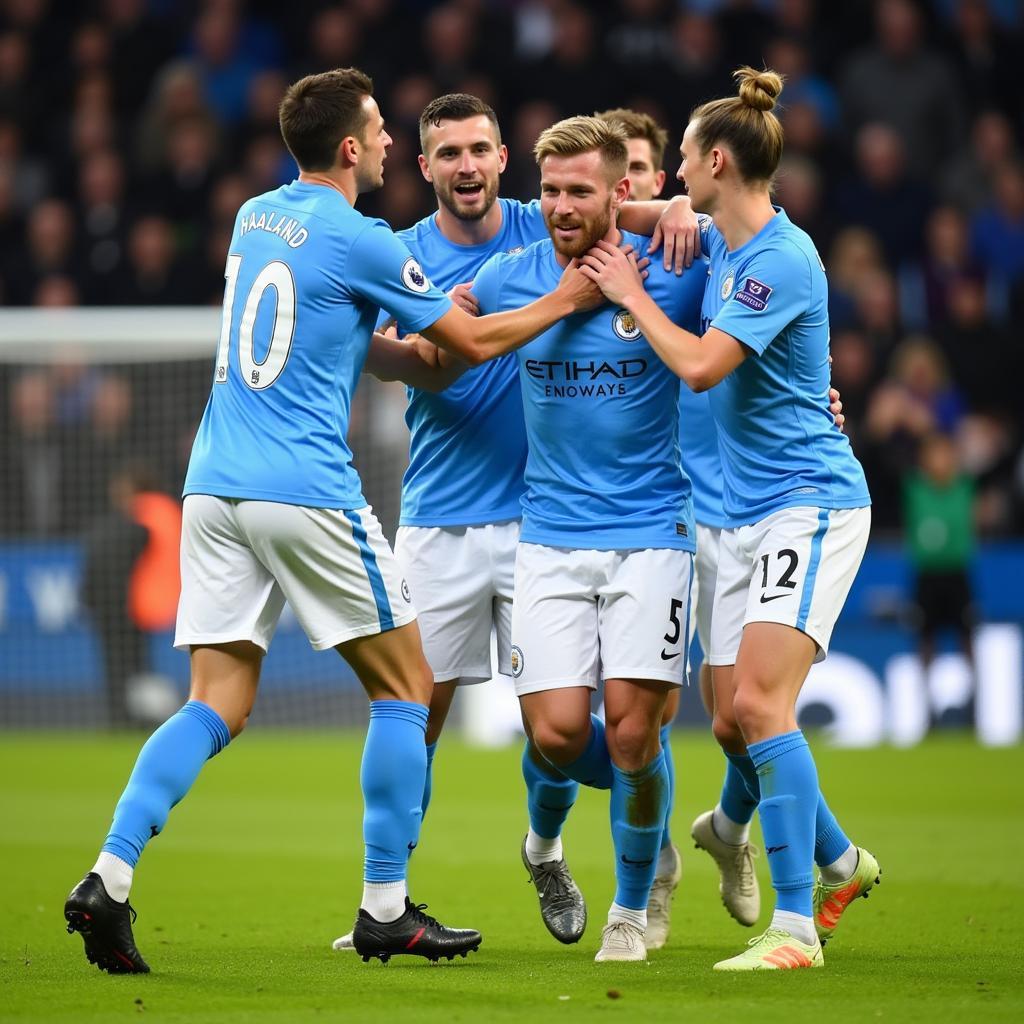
401, 256, 431, 293
612, 308, 642, 341
510, 645, 524, 678
721, 269, 735, 301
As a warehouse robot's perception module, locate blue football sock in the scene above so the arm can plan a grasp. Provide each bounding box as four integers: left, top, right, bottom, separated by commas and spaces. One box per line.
102, 701, 230, 867
522, 741, 578, 839
611, 751, 670, 910
557, 714, 613, 790
814, 792, 852, 866
748, 730, 818, 917
659, 724, 675, 849
421, 741, 438, 818
720, 751, 760, 825
361, 700, 428, 882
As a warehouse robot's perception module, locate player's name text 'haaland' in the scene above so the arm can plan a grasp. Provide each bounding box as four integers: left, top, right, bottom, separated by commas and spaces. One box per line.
238, 209, 309, 248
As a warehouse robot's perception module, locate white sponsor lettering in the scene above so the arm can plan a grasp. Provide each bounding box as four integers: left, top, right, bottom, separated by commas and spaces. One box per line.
798, 625, 1022, 747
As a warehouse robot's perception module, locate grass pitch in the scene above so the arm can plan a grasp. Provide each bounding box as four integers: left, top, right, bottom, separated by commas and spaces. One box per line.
1, 729, 1021, 1023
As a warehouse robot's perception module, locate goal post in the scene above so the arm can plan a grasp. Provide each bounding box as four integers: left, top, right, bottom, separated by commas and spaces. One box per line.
0, 307, 412, 729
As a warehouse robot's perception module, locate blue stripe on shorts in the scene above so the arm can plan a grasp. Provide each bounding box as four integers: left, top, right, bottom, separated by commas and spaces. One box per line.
343, 509, 394, 632
796, 509, 830, 632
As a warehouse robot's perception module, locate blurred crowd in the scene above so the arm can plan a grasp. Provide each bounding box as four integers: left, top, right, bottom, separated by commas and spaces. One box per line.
2, 0, 1024, 541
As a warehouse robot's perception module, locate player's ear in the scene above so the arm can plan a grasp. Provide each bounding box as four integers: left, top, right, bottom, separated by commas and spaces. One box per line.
338, 135, 360, 168
417, 153, 432, 183
612, 175, 630, 208
653, 169, 666, 197
496, 143, 508, 174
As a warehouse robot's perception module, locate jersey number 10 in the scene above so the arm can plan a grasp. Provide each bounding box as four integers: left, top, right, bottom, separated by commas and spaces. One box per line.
215, 253, 297, 391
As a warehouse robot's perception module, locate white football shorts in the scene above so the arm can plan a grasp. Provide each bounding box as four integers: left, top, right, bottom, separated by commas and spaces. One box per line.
510, 543, 694, 697
395, 520, 519, 685
709, 505, 871, 666
175, 494, 415, 653
690, 522, 722, 659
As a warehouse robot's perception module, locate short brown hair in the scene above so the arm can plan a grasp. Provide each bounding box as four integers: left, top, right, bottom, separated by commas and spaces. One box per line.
691, 67, 785, 184
278, 67, 374, 172
595, 108, 669, 171
419, 93, 501, 153
534, 116, 628, 183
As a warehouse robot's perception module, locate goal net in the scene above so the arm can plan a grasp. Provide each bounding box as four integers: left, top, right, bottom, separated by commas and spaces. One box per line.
0, 307, 413, 730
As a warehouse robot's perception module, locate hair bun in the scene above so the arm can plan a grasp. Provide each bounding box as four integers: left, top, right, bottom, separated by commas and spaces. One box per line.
734, 67, 784, 112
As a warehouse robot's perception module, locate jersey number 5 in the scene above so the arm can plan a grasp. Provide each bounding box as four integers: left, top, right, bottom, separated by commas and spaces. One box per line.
215, 253, 297, 390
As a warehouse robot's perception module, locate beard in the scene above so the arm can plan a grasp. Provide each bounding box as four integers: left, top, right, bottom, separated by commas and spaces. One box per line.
546, 205, 613, 260
355, 156, 385, 195
435, 175, 500, 222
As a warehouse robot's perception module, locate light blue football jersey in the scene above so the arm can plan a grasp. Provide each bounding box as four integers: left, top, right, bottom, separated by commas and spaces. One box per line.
393, 198, 546, 526
658, 235, 726, 529
700, 207, 870, 526
678, 384, 727, 529
184, 181, 452, 507
473, 230, 705, 551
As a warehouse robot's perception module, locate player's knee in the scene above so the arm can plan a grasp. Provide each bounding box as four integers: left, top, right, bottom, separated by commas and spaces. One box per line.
529, 718, 587, 766
731, 681, 775, 741
371, 666, 433, 705
711, 710, 745, 752
606, 715, 660, 769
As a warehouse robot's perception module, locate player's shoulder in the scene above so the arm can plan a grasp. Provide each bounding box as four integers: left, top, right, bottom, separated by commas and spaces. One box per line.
777, 216, 825, 277
618, 228, 651, 257
395, 210, 438, 251
342, 209, 411, 260
514, 234, 554, 261
697, 213, 722, 259
485, 234, 552, 274
750, 211, 816, 267
628, 230, 705, 299
498, 196, 543, 227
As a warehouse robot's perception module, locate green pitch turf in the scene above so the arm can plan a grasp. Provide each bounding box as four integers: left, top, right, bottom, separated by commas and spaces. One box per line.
2, 730, 1022, 1023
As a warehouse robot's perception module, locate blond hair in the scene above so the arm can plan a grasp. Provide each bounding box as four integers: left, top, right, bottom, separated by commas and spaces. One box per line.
691, 67, 785, 184
534, 115, 628, 183
595, 107, 669, 170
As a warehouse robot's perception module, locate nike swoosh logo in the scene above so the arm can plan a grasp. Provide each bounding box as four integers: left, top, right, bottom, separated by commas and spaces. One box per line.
660, 649, 679, 660
766, 844, 789, 855
620, 855, 654, 867
759, 593, 790, 604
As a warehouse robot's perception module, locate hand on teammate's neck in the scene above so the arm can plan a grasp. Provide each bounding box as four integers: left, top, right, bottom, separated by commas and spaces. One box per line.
553, 223, 623, 269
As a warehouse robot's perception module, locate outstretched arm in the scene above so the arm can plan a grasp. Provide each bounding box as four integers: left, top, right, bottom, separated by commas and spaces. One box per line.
420, 258, 604, 365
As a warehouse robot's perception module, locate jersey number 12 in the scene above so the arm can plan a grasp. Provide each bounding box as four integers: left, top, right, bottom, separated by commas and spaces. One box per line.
215, 253, 296, 390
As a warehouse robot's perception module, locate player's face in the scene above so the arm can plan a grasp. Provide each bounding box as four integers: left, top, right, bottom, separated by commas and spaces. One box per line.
625, 137, 665, 201
676, 120, 714, 211
540, 150, 627, 259
355, 95, 393, 194
420, 115, 507, 222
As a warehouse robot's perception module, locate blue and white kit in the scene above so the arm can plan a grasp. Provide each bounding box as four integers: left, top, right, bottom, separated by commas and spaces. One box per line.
177, 181, 453, 651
